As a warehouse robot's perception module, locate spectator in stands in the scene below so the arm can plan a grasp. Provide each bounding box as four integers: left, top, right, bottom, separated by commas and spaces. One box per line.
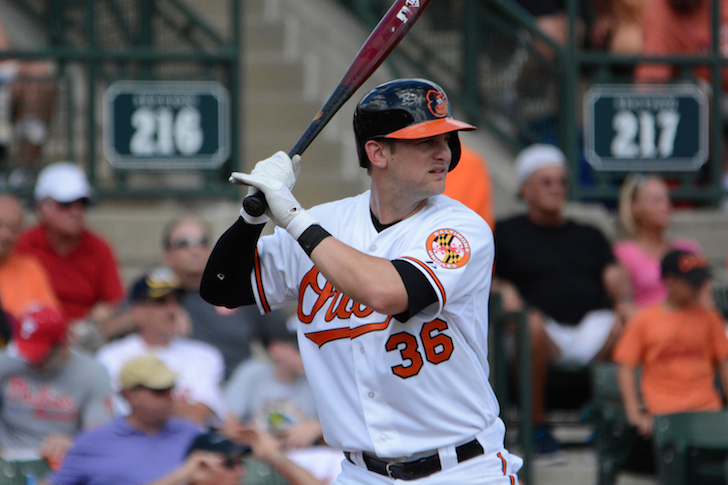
492, 143, 633, 459
0, 302, 12, 347
155, 429, 327, 485
442, 143, 495, 228
224, 317, 342, 484
614, 173, 710, 308
613, 250, 728, 472
635, 0, 728, 198
43, 354, 203, 485
0, 305, 113, 470
44, 355, 326, 485
160, 216, 283, 381
589, 0, 648, 54
0, 193, 59, 318
0, 20, 56, 188
16, 162, 125, 350
96, 266, 227, 427
635, 0, 727, 87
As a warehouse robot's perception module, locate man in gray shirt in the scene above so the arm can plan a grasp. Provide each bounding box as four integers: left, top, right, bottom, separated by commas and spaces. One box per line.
161, 217, 287, 381
0, 304, 113, 468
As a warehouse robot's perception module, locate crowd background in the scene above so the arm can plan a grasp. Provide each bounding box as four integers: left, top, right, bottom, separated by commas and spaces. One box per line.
1, 0, 728, 484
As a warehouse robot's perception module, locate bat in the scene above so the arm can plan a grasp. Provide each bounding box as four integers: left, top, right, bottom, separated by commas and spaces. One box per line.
243, 0, 431, 217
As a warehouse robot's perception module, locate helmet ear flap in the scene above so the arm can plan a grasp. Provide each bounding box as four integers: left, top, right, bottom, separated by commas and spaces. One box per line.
448, 133, 461, 172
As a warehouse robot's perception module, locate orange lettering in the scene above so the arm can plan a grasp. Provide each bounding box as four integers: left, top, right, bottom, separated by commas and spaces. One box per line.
298, 267, 373, 323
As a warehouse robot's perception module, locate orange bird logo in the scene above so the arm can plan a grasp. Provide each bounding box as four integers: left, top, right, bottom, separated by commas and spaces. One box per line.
426, 90, 448, 118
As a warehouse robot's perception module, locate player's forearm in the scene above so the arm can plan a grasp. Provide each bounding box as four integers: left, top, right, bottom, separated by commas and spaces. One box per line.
310, 236, 408, 315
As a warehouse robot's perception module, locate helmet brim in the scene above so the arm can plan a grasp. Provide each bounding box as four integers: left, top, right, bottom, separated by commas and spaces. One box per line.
384, 118, 475, 140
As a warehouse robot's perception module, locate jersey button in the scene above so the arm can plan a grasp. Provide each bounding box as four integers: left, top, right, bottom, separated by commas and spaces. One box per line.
368, 392, 375, 399
369, 245, 377, 252
379, 434, 388, 442
360, 347, 365, 354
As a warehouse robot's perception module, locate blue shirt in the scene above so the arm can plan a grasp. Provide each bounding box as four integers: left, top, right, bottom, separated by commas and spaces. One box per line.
48, 417, 201, 485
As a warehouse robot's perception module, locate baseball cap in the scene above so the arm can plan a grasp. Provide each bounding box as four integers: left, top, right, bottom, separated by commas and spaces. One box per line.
34, 162, 93, 203
186, 431, 251, 458
130, 266, 181, 302
12, 305, 68, 365
119, 354, 178, 390
661, 249, 711, 288
514, 144, 567, 187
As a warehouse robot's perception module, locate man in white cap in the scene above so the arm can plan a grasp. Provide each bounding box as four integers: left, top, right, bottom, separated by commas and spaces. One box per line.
15, 162, 124, 349
492, 144, 633, 461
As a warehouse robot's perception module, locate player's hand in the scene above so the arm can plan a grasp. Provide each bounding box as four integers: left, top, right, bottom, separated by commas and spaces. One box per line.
231, 165, 315, 239
230, 152, 301, 225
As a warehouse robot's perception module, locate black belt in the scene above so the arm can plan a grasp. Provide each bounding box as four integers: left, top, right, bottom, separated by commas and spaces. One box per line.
344, 439, 484, 481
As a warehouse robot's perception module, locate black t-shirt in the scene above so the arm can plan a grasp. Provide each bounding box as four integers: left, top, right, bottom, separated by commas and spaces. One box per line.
494, 215, 615, 325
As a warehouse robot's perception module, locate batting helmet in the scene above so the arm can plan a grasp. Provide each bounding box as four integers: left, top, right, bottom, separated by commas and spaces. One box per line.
353, 78, 475, 171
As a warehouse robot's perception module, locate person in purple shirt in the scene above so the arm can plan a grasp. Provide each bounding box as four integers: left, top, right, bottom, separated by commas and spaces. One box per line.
43, 355, 201, 485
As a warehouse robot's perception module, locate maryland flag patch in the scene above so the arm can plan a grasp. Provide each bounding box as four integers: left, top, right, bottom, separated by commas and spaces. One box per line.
427, 228, 470, 269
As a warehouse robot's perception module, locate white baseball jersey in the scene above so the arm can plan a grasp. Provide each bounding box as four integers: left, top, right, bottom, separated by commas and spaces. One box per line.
253, 191, 503, 458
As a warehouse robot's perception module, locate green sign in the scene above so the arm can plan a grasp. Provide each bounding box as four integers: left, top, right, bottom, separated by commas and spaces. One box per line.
103, 81, 230, 169
584, 84, 708, 171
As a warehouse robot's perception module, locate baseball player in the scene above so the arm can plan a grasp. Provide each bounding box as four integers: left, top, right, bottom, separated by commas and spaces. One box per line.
201, 78, 522, 484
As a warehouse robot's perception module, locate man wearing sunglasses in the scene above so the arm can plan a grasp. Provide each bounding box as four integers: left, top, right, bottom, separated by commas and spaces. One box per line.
43, 355, 203, 485
15, 162, 125, 351
161, 217, 283, 382
492, 143, 634, 461
96, 266, 227, 428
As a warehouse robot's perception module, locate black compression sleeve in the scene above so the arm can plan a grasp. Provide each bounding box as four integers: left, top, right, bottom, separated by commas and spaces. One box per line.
200, 217, 265, 308
391, 259, 439, 322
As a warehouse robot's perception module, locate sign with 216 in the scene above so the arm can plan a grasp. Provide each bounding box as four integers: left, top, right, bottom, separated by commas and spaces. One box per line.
103, 81, 230, 169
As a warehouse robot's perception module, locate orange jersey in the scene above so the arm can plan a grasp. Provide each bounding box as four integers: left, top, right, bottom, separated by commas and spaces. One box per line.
613, 303, 728, 415
443, 145, 494, 230
0, 252, 60, 318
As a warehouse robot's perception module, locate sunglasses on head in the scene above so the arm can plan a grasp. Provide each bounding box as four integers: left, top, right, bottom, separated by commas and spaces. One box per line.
167, 236, 209, 250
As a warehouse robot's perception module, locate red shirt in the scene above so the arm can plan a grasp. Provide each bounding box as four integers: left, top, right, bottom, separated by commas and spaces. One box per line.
15, 225, 125, 321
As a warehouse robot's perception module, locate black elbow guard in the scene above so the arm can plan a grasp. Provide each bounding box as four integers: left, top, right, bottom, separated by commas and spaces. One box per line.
200, 217, 265, 307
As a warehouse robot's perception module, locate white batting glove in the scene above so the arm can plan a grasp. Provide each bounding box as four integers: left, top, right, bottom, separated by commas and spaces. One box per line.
229, 152, 302, 224
230, 158, 316, 239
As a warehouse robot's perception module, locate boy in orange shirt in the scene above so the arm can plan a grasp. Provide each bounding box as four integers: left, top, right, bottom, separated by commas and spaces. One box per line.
614, 249, 728, 439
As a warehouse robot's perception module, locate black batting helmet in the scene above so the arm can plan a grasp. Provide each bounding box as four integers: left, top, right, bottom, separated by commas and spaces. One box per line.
353, 78, 475, 171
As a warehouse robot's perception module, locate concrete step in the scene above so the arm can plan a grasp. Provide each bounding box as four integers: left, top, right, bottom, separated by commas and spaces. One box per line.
243, 59, 305, 95
243, 18, 286, 54
244, 98, 324, 132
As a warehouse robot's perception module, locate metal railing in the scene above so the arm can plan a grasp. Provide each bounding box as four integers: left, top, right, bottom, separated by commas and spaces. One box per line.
0, 0, 241, 199
337, 0, 727, 206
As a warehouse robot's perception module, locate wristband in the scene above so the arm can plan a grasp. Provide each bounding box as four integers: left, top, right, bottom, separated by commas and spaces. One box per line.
298, 224, 331, 256
285, 210, 317, 240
